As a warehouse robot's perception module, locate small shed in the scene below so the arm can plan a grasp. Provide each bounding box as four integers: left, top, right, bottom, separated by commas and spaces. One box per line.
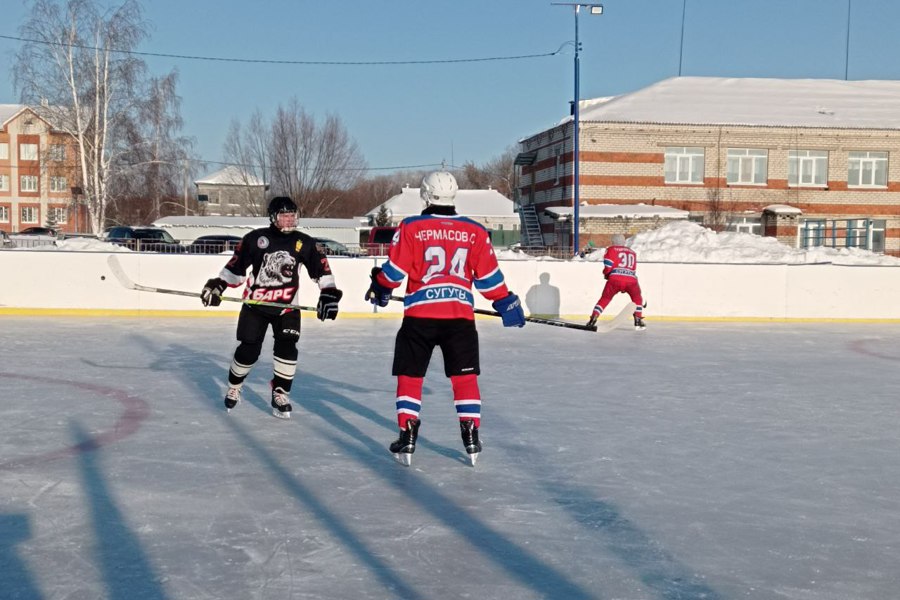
365, 186, 520, 245
544, 203, 690, 249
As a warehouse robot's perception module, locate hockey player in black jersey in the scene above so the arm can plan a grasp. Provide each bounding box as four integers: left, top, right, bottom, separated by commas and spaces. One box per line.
200, 196, 343, 418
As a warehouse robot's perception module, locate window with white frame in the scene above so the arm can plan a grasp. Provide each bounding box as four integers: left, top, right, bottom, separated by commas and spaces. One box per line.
50, 176, 67, 192
788, 150, 828, 186
49, 144, 66, 161
0, 142, 8, 160
21, 206, 38, 224
49, 207, 68, 224
20, 143, 38, 161
21, 175, 38, 192
665, 147, 705, 184
848, 151, 887, 187
726, 148, 768, 184
0, 206, 9, 222
726, 216, 761, 235
0, 174, 8, 191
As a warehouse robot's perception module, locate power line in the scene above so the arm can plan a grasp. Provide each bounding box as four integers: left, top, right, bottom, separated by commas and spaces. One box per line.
0, 33, 563, 65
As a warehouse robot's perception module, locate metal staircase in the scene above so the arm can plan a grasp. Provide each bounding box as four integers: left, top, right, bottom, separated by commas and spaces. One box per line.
518, 204, 544, 248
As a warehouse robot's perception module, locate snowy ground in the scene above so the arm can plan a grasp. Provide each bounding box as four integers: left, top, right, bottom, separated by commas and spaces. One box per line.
1, 316, 899, 600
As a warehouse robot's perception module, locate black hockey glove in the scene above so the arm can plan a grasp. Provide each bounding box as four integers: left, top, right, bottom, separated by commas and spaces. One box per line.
365, 267, 391, 307
492, 292, 526, 328
317, 288, 343, 321
201, 277, 227, 307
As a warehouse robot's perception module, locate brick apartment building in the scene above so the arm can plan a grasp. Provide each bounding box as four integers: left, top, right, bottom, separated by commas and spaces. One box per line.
0, 104, 83, 235
516, 77, 900, 256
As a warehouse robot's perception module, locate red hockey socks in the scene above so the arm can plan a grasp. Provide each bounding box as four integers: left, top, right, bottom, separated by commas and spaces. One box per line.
395, 375, 423, 430
451, 374, 481, 428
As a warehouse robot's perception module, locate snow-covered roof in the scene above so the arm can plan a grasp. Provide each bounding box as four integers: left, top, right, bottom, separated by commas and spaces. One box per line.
763, 204, 803, 215
366, 187, 515, 218
0, 104, 27, 128
0, 104, 61, 130
153, 215, 367, 229
195, 166, 266, 187
566, 77, 900, 130
544, 204, 690, 219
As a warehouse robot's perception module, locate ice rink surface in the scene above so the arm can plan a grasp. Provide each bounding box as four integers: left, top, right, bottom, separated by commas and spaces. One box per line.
1, 315, 899, 600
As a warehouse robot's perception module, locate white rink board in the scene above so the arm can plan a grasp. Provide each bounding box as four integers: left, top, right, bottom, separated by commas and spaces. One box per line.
1, 250, 899, 319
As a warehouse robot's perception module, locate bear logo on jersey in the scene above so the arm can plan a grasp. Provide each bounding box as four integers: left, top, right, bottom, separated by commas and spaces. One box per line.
257, 250, 296, 286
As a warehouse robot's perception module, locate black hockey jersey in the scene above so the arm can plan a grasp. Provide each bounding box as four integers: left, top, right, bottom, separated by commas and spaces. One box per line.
218, 226, 336, 313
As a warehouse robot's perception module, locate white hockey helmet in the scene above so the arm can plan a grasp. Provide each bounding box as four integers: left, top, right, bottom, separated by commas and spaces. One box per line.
611, 234, 626, 246
420, 170, 458, 206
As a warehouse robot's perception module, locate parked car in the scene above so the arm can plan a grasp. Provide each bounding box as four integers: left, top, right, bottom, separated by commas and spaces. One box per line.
18, 226, 59, 237
9, 226, 57, 248
189, 234, 242, 254
103, 226, 187, 253
314, 237, 361, 257
365, 226, 398, 255
0, 230, 16, 248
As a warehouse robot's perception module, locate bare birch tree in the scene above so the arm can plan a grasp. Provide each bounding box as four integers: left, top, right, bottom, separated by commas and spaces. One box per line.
14, 0, 190, 232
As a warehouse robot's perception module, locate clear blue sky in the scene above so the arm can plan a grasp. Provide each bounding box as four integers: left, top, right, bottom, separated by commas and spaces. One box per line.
2, 0, 899, 176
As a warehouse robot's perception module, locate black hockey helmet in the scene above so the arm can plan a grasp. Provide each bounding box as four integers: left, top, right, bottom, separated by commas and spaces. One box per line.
268, 196, 298, 232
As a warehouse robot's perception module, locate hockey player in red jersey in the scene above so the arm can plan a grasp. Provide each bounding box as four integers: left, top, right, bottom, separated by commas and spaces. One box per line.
200, 196, 343, 418
587, 233, 645, 330
365, 170, 526, 466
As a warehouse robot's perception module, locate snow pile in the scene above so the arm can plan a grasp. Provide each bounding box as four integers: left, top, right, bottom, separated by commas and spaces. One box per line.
629, 221, 900, 265
497, 220, 900, 265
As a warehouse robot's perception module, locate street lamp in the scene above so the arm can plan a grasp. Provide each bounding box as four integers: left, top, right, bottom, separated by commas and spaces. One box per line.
552, 2, 603, 256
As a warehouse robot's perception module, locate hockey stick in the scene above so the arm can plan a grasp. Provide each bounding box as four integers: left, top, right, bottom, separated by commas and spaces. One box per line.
388, 295, 598, 332
107, 254, 315, 311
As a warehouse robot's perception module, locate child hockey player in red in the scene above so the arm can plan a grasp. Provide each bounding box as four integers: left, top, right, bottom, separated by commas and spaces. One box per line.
588, 234, 646, 330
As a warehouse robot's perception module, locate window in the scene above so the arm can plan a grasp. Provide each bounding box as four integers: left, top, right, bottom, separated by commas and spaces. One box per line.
726, 149, 767, 184
0, 143, 8, 160
50, 176, 67, 192
847, 218, 886, 252
0, 206, 8, 222
21, 175, 38, 192
21, 206, 39, 224
800, 219, 826, 248
20, 143, 38, 161
727, 216, 761, 235
848, 151, 887, 187
665, 147, 705, 184
49, 207, 68, 225
0, 174, 8, 191
788, 150, 828, 186
49, 144, 66, 161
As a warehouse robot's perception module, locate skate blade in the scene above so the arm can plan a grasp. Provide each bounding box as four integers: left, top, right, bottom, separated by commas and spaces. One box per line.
393, 452, 412, 467
272, 408, 292, 419
467, 452, 479, 467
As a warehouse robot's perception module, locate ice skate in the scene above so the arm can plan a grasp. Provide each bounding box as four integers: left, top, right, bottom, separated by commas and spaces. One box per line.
586, 313, 599, 328
270, 385, 292, 419
634, 316, 646, 331
389, 418, 420, 466
460, 419, 482, 466
224, 385, 242, 412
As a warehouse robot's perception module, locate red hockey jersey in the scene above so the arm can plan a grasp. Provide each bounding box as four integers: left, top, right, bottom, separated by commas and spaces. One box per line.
603, 244, 638, 281
375, 212, 510, 320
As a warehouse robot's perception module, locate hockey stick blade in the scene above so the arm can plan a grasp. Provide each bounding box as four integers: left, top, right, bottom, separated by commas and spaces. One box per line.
388, 295, 597, 332
595, 302, 637, 333
106, 254, 315, 311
